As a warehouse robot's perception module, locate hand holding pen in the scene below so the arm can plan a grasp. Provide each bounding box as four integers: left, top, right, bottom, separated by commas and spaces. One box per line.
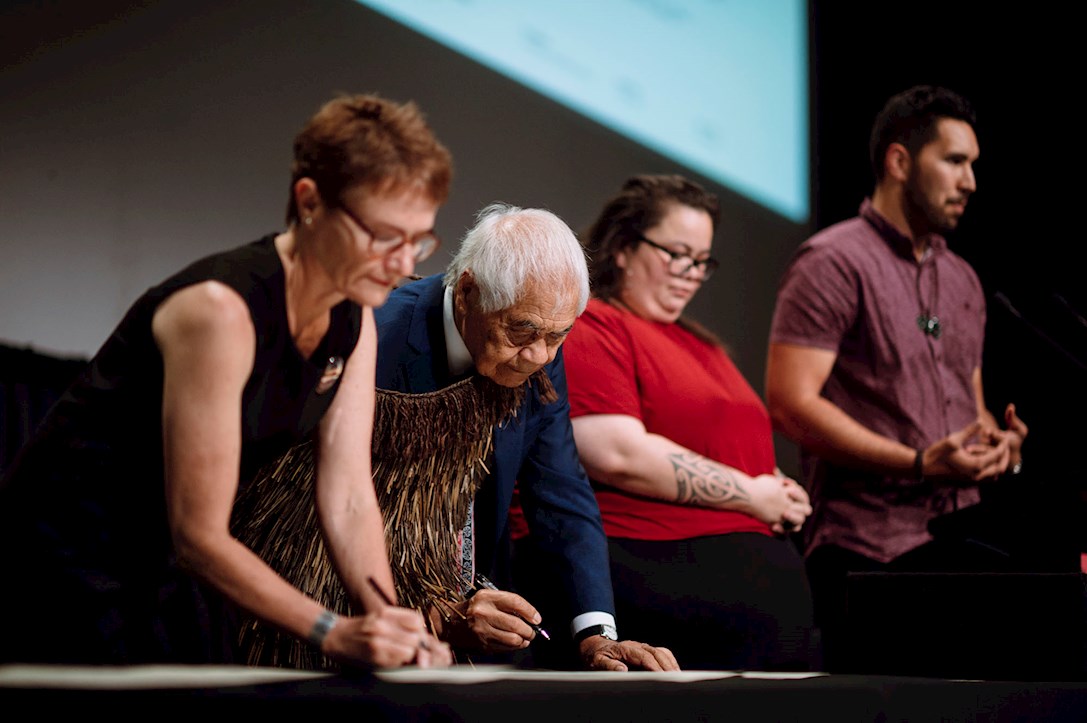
474, 572, 551, 642
366, 576, 451, 667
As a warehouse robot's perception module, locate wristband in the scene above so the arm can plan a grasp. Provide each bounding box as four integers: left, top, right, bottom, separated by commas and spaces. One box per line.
913, 449, 924, 482
574, 623, 618, 644
308, 609, 340, 648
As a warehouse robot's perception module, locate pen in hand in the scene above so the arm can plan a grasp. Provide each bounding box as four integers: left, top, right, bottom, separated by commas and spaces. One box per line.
367, 575, 397, 606
474, 572, 551, 641
367, 576, 431, 652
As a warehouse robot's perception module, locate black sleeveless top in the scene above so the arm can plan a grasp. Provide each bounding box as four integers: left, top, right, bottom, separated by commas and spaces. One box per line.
0, 235, 361, 663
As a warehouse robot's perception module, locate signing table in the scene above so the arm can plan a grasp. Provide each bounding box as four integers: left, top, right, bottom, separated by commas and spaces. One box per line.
3, 664, 1087, 721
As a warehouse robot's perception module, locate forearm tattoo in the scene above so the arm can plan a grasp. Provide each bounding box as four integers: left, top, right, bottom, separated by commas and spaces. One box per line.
670, 452, 750, 506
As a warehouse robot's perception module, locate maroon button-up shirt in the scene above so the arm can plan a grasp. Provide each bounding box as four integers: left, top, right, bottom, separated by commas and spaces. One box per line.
770, 200, 986, 562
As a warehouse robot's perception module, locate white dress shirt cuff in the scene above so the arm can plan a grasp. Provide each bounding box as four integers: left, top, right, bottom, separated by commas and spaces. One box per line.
570, 611, 617, 639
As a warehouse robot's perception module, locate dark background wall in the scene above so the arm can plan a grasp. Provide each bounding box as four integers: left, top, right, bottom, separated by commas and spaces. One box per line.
810, 1, 1083, 503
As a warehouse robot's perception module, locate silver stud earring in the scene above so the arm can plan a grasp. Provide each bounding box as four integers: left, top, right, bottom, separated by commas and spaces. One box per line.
304, 216, 313, 226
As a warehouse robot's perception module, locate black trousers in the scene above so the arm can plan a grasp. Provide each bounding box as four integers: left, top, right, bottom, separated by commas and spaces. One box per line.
606, 532, 817, 671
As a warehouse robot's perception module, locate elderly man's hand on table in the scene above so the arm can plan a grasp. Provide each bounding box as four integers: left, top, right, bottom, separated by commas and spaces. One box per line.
579, 636, 680, 671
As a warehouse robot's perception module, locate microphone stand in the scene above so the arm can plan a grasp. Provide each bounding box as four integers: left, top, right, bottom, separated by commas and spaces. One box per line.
991, 292, 1087, 374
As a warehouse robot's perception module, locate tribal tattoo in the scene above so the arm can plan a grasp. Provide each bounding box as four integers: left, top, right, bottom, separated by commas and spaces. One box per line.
670, 452, 750, 506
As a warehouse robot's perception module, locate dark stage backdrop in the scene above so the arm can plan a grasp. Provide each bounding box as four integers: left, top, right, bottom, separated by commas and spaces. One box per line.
808, 0, 1084, 551
0, 343, 86, 475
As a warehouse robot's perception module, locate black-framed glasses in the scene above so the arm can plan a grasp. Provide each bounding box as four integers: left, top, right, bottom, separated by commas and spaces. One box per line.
637, 236, 719, 280
336, 204, 441, 263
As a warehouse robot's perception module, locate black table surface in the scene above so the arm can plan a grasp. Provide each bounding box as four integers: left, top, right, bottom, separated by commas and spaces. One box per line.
3, 664, 1087, 721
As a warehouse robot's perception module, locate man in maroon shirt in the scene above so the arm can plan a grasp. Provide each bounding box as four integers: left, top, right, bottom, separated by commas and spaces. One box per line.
765, 86, 1028, 669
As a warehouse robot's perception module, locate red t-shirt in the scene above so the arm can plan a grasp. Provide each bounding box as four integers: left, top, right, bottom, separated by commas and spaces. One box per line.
563, 299, 773, 540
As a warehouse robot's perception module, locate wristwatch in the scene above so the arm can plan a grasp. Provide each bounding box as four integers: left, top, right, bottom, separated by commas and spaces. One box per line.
574, 623, 618, 643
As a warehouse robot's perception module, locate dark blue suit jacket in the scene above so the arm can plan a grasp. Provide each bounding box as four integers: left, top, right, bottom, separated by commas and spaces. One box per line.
373, 274, 615, 624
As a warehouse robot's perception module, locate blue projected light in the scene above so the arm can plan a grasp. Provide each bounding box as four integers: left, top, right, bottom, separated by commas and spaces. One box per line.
355, 0, 809, 223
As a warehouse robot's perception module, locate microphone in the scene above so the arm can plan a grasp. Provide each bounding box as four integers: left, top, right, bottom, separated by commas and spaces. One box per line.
917, 314, 942, 338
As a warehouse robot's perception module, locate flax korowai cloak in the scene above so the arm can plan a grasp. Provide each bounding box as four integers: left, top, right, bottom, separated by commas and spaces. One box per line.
231, 371, 556, 669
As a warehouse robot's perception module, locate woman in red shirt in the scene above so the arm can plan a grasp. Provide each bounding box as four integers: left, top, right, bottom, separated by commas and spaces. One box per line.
562, 174, 816, 671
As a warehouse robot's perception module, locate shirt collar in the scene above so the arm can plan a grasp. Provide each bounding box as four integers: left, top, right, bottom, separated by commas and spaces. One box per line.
859, 197, 948, 262
443, 283, 474, 376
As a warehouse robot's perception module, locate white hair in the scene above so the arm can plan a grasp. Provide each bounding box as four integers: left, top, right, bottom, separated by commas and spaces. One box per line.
443, 202, 589, 314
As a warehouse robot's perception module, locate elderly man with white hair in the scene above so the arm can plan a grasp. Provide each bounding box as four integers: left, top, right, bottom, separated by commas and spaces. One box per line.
372, 203, 678, 671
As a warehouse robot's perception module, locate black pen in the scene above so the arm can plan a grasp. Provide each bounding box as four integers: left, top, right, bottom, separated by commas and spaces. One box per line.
474, 572, 551, 641
367, 576, 431, 652
368, 576, 398, 605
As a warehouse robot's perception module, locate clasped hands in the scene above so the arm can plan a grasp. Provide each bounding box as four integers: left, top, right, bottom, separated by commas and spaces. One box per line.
749, 471, 812, 536
921, 403, 1028, 484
